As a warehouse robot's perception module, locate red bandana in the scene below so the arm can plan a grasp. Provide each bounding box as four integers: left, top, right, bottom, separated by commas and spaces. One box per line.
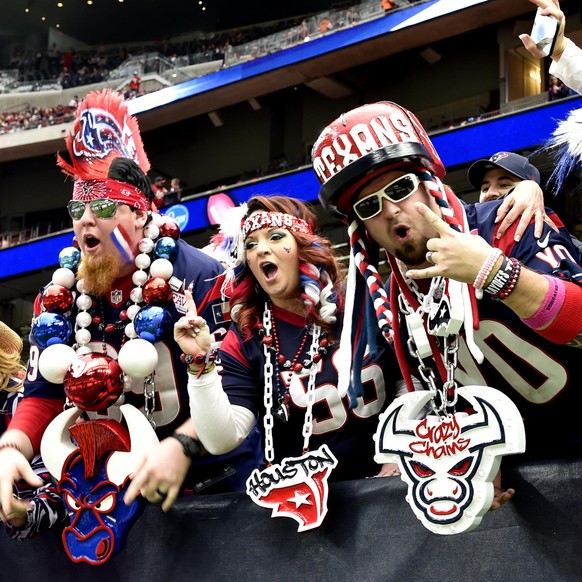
242, 212, 312, 240
72, 179, 151, 211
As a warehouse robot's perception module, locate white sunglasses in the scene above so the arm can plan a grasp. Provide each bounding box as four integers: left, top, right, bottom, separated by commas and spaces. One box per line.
353, 173, 421, 220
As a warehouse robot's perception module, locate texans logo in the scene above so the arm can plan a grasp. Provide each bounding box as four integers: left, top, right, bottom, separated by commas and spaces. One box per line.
246, 445, 338, 532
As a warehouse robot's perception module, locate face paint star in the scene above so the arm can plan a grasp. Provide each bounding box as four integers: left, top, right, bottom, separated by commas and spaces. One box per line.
287, 491, 312, 508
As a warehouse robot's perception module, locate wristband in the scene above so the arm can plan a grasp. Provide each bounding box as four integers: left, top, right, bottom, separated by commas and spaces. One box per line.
521, 275, 566, 329
535, 281, 582, 344
187, 362, 217, 376
484, 256, 521, 300
484, 255, 512, 296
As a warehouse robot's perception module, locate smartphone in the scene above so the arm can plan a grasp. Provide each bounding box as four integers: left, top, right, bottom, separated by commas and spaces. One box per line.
530, 8, 559, 57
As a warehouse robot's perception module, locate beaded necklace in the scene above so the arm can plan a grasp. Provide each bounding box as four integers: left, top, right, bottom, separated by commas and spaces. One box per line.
260, 302, 323, 458
34, 214, 181, 421
258, 302, 329, 422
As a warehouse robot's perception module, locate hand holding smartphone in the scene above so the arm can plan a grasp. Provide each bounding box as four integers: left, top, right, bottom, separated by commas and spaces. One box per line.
530, 8, 559, 57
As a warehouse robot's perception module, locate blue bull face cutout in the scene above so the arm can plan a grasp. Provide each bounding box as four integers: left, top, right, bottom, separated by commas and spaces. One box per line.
41, 404, 159, 565
374, 386, 525, 535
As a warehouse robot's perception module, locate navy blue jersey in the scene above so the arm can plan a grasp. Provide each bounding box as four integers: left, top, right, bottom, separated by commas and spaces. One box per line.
396, 201, 582, 459
219, 304, 402, 481
20, 239, 262, 492
23, 239, 228, 440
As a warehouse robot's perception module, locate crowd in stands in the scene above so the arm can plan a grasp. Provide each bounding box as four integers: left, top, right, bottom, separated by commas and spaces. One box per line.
5, 12, 320, 91
0, 103, 76, 135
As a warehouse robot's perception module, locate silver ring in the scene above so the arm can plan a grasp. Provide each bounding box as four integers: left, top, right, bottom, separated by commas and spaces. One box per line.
199, 318, 207, 328
155, 488, 168, 499
426, 251, 435, 264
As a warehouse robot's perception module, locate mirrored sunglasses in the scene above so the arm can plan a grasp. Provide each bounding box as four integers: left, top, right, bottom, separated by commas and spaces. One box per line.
67, 198, 120, 221
353, 173, 421, 220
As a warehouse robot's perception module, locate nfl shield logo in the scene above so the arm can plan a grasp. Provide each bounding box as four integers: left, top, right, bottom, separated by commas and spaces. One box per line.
110, 289, 123, 305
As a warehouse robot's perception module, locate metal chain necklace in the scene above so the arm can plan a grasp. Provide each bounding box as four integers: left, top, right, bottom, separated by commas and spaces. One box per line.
244, 303, 339, 532
261, 302, 321, 463
398, 276, 460, 416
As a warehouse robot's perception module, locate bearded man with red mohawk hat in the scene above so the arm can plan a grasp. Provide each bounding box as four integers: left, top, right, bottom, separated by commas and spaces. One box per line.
313, 101, 582, 532
0, 90, 262, 534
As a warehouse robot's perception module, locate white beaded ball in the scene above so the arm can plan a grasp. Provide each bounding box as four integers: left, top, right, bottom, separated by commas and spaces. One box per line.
75, 311, 92, 328
76, 294, 93, 311
75, 328, 92, 345
149, 258, 174, 280
138, 238, 155, 254
143, 223, 160, 240
118, 339, 159, 377
135, 253, 152, 270
132, 270, 149, 287
52, 267, 76, 289
38, 344, 77, 384
126, 304, 141, 320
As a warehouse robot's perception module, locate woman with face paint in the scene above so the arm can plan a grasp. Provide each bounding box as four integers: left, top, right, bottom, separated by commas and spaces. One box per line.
175, 194, 405, 508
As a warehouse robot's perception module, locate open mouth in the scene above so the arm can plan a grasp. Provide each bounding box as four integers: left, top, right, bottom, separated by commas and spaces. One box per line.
393, 225, 410, 243
261, 262, 278, 281
84, 234, 101, 250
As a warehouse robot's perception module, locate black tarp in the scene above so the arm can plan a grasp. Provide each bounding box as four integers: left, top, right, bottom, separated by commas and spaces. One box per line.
3, 457, 582, 581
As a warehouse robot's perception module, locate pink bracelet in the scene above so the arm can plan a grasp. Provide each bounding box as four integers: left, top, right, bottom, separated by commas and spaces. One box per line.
521, 275, 566, 329
474, 248, 503, 290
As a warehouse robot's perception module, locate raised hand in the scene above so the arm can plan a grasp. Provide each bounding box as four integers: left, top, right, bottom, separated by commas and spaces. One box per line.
405, 202, 493, 283
519, 0, 567, 61
174, 289, 211, 358
495, 180, 558, 241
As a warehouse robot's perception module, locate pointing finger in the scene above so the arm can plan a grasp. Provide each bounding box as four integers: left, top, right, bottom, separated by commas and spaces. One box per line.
414, 202, 451, 236
184, 289, 198, 320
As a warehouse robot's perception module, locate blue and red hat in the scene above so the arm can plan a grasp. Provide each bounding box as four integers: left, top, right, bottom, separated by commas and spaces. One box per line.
467, 152, 540, 190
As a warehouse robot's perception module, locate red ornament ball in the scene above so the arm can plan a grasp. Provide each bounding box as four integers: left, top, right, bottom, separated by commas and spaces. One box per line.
63, 353, 123, 411
158, 220, 181, 240
142, 277, 173, 304
42, 285, 74, 314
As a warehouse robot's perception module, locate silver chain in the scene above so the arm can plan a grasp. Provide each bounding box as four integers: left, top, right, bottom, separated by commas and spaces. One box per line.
262, 304, 276, 464
143, 373, 157, 428
262, 302, 322, 462
399, 284, 460, 417
301, 324, 321, 452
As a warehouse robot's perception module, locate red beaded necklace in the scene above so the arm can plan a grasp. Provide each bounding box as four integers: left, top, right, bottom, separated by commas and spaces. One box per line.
259, 304, 329, 389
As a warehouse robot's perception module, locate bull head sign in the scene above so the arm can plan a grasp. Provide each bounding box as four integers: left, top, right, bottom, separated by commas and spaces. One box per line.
374, 386, 525, 534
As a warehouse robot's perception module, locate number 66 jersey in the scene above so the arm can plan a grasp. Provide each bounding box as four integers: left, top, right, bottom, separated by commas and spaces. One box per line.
218, 304, 403, 481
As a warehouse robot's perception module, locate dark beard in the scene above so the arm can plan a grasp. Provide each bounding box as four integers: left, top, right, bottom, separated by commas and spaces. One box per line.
77, 252, 121, 296
394, 236, 430, 268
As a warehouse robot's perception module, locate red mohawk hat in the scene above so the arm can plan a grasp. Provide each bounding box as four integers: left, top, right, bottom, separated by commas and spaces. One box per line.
58, 89, 150, 179
312, 101, 445, 218
57, 89, 152, 211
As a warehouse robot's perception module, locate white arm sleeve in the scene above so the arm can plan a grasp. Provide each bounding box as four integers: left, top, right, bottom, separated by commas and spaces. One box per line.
550, 38, 582, 94
187, 368, 256, 455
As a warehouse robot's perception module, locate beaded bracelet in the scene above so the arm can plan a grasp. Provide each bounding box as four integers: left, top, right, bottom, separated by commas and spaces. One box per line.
181, 349, 218, 378
521, 275, 566, 329
496, 258, 522, 300
484, 257, 521, 300
473, 248, 503, 299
